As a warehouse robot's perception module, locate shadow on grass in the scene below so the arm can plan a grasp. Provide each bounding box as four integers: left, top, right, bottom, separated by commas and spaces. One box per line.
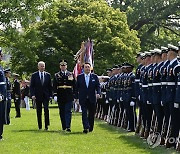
96, 119, 176, 154
11, 129, 86, 136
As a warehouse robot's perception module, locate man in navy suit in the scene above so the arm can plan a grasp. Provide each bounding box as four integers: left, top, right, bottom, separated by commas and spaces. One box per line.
30, 61, 52, 130
76, 62, 100, 133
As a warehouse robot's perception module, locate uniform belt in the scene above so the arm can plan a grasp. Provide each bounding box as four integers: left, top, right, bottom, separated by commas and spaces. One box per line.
0, 82, 6, 85
161, 82, 167, 85
110, 87, 114, 90
7, 90, 12, 92
114, 88, 118, 90
167, 82, 175, 85
57, 85, 72, 89
177, 82, 180, 85
152, 83, 161, 86
135, 79, 140, 82
142, 85, 148, 88
148, 83, 153, 86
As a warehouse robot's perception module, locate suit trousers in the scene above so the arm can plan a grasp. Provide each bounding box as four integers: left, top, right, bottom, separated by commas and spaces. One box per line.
58, 101, 72, 130
14, 98, 21, 117
36, 99, 50, 129
81, 99, 96, 131
5, 100, 11, 124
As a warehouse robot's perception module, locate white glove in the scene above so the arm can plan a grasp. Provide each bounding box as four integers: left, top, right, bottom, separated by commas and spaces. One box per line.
105, 100, 109, 104
130, 101, 135, 106
117, 99, 120, 103
147, 101, 151, 104
161, 101, 163, 106
54, 96, 57, 102
0, 95, 3, 101
138, 95, 140, 100
120, 97, 123, 101
174, 103, 179, 108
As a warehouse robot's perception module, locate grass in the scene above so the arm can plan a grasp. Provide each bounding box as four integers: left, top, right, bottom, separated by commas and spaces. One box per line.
0, 104, 178, 154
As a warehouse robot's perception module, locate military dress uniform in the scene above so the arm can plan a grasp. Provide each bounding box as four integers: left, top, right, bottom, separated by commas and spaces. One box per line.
160, 58, 170, 143
4, 69, 11, 125
124, 69, 136, 132
165, 44, 179, 148
152, 58, 164, 133
12, 75, 21, 118
0, 64, 7, 140
135, 63, 143, 128
53, 68, 76, 131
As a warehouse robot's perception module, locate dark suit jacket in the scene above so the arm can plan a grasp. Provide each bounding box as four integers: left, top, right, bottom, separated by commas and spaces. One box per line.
76, 73, 100, 105
30, 71, 52, 102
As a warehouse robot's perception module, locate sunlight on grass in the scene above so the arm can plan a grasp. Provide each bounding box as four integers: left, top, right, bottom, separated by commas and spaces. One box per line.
0, 106, 177, 154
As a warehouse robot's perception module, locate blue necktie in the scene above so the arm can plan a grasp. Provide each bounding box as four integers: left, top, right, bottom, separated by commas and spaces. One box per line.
85, 75, 89, 88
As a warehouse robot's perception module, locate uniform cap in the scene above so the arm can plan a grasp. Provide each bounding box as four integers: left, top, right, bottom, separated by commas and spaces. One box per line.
4, 68, 11, 73
161, 46, 168, 53
154, 48, 162, 55
168, 44, 178, 52
59, 60, 67, 65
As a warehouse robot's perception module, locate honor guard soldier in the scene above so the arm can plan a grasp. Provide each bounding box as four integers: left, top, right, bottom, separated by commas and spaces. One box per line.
175, 42, 180, 151
108, 65, 118, 125
0, 48, 7, 140
159, 46, 170, 145
135, 53, 145, 134
4, 68, 12, 125
123, 63, 136, 132
53, 60, 76, 132
112, 65, 121, 126
152, 49, 164, 135
165, 44, 179, 148
105, 68, 112, 122
116, 64, 125, 127
12, 73, 21, 118
141, 51, 153, 138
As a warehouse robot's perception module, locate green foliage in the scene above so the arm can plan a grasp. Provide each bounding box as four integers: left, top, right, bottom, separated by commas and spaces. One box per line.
9, 0, 140, 75
109, 0, 180, 51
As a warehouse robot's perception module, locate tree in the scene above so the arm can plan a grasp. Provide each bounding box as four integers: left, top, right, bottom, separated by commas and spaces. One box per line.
108, 0, 180, 50
10, 0, 140, 75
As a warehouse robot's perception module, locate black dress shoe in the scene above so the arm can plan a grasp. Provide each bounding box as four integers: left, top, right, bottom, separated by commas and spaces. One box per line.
44, 126, 48, 131
66, 128, 71, 132
127, 129, 135, 132
83, 129, 89, 134
15, 116, 21, 118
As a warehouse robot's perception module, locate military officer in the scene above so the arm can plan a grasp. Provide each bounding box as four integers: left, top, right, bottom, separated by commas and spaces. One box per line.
152, 49, 164, 135
165, 44, 179, 148
105, 68, 112, 122
175, 42, 180, 151
12, 73, 21, 118
0, 48, 7, 140
135, 53, 146, 134
141, 51, 153, 138
4, 68, 12, 125
159, 46, 170, 145
53, 60, 76, 132
123, 63, 136, 132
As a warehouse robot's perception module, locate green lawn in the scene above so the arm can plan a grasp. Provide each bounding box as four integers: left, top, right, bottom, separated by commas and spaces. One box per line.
0, 105, 177, 154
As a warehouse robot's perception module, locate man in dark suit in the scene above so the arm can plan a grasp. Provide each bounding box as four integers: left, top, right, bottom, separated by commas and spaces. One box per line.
53, 60, 76, 132
76, 62, 100, 133
30, 61, 52, 130
12, 73, 21, 118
